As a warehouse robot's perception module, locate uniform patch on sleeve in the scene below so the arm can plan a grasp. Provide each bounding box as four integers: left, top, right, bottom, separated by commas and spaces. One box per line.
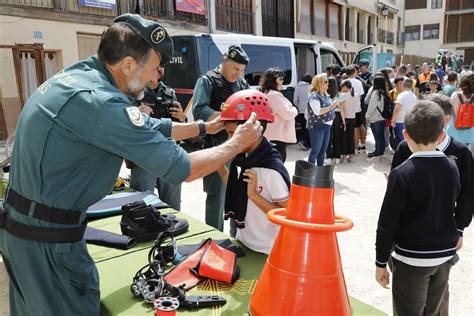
125, 107, 145, 127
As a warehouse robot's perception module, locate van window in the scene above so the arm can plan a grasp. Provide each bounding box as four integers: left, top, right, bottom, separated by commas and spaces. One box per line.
163, 36, 199, 90
320, 48, 343, 71
241, 44, 292, 86
207, 44, 223, 72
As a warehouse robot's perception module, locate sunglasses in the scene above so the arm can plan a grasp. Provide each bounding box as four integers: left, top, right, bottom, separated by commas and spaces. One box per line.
277, 77, 284, 81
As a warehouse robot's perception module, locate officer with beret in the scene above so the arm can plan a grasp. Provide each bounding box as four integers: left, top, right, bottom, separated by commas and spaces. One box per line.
359, 59, 373, 85
0, 14, 262, 315
192, 45, 250, 234
128, 64, 185, 210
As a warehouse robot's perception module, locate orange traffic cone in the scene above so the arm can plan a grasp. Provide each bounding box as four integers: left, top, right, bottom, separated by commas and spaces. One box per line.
249, 161, 353, 316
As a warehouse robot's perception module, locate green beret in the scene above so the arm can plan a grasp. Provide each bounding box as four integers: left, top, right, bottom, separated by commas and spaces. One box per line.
359, 59, 370, 66
113, 14, 174, 66
225, 45, 249, 65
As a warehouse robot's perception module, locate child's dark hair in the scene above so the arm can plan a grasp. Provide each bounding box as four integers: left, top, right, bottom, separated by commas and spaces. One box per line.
394, 76, 404, 85
404, 100, 445, 145
328, 77, 338, 99
301, 73, 313, 83
230, 120, 269, 134
447, 71, 457, 83
373, 75, 389, 107
259, 67, 285, 93
459, 74, 474, 98
331, 65, 341, 76
339, 80, 354, 96
422, 94, 454, 116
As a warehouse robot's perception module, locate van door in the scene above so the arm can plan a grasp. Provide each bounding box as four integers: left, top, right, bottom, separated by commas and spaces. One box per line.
294, 43, 317, 79
163, 36, 199, 112
316, 44, 345, 74
353, 44, 376, 72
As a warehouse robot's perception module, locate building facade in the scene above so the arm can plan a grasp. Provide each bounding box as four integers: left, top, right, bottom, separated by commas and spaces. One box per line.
443, 0, 474, 65
404, 0, 445, 59
0, 0, 405, 139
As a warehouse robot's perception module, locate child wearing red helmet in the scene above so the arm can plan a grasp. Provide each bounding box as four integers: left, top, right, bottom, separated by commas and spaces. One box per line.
220, 90, 291, 254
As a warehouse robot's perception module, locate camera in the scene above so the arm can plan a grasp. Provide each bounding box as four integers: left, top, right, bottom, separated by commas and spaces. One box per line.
141, 86, 178, 121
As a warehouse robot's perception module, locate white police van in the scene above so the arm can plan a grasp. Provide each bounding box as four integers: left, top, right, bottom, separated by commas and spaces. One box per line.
162, 34, 346, 120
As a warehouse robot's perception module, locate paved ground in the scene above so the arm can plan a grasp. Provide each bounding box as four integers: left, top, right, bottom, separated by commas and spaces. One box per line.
1, 141, 473, 315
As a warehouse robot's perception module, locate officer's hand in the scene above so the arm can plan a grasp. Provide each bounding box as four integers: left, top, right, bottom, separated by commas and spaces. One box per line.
205, 115, 225, 135
138, 104, 154, 116
232, 112, 263, 150
170, 102, 186, 122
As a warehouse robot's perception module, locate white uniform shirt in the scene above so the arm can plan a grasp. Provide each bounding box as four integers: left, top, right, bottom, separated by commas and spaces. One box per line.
348, 78, 364, 113
236, 167, 290, 255
395, 91, 417, 123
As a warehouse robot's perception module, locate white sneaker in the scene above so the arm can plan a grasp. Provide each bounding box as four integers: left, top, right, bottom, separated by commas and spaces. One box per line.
334, 158, 341, 165
324, 158, 333, 165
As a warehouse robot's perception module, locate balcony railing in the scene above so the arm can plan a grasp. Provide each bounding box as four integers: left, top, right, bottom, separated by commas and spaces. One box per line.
386, 31, 394, 45
135, 0, 167, 18
378, 29, 386, 43
215, 3, 253, 34
0, 0, 53, 9
1, 0, 209, 25
1, 0, 118, 16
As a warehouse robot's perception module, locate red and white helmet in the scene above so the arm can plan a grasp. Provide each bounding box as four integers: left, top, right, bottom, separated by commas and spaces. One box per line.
221, 90, 274, 123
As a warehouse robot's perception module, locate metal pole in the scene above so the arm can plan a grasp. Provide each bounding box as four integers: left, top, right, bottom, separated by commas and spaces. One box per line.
207, 0, 212, 33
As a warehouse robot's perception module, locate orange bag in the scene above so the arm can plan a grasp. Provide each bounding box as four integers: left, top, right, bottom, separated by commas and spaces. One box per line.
454, 95, 474, 129
164, 239, 239, 290
192, 240, 239, 284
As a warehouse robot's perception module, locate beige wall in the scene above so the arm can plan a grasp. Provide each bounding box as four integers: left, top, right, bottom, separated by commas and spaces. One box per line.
404, 0, 445, 58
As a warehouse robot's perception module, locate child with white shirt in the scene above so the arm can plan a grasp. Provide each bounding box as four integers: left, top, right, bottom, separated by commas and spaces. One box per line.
219, 91, 291, 255
391, 78, 417, 142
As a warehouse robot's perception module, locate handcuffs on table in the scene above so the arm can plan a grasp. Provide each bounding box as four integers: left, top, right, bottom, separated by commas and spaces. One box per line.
130, 232, 226, 311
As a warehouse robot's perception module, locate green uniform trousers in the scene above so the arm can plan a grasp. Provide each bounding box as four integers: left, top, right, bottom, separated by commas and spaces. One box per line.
203, 171, 225, 232
130, 165, 182, 211
0, 228, 99, 315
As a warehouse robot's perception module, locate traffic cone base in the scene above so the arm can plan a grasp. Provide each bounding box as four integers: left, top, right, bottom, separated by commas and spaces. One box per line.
249, 162, 353, 316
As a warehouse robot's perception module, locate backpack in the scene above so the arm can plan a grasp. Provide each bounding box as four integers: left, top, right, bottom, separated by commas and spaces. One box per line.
375, 91, 394, 119
454, 94, 474, 129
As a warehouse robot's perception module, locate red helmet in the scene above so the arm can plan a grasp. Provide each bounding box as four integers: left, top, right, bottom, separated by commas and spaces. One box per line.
221, 90, 274, 123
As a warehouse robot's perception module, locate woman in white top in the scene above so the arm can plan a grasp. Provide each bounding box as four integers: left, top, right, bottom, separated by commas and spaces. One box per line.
339, 80, 358, 162
261, 68, 298, 162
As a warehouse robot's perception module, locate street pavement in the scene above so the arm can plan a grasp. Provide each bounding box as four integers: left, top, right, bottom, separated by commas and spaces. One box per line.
1, 141, 473, 315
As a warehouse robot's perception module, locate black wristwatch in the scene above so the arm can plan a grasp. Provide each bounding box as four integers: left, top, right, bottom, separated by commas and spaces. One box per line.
197, 119, 206, 137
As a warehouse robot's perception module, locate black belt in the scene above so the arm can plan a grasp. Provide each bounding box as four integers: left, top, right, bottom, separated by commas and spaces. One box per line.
6, 188, 82, 225
0, 212, 86, 243
0, 189, 86, 243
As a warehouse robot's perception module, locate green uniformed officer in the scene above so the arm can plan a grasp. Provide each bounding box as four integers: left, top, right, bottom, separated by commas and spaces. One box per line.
0, 14, 262, 315
128, 65, 185, 210
192, 46, 250, 233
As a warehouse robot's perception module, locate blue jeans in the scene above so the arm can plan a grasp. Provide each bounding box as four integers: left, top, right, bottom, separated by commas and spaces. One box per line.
370, 120, 386, 156
308, 124, 332, 166
395, 123, 404, 143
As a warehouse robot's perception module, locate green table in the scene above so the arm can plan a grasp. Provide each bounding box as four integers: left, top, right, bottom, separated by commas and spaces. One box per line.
89, 214, 386, 316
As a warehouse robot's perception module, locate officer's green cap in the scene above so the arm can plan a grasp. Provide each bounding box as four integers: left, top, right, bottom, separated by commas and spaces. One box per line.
225, 45, 249, 65
113, 14, 174, 66
359, 59, 370, 66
